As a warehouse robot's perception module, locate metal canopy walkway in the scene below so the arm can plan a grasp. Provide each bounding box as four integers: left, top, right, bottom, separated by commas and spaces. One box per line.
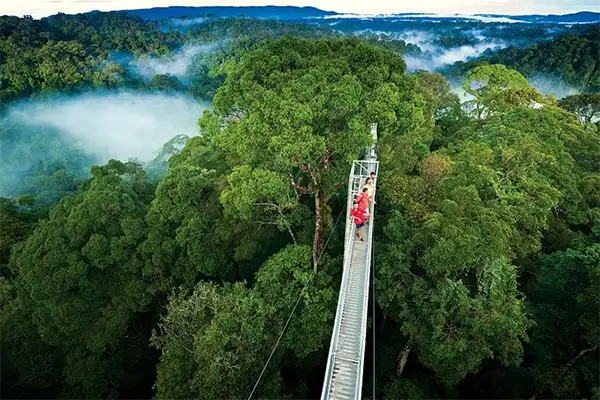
321, 125, 379, 400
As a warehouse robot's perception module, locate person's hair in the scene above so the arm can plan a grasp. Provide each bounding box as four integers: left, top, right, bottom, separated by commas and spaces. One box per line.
370, 172, 375, 176
365, 177, 372, 184
362, 187, 368, 192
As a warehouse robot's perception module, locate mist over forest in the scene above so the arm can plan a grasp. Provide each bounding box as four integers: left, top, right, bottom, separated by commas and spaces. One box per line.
0, 92, 205, 199
1, 6, 599, 400
1, 9, 597, 197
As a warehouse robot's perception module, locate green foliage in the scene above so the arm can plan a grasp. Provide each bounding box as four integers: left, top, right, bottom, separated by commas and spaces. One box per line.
0, 198, 38, 272
179, 17, 334, 43
359, 32, 422, 56
149, 73, 185, 92
449, 24, 600, 92
462, 64, 546, 119
383, 378, 426, 399
415, 71, 460, 121
0, 119, 96, 206
46, 12, 179, 55
0, 12, 179, 102
2, 160, 155, 398
0, 38, 125, 100
152, 245, 335, 399
558, 92, 600, 126
378, 211, 529, 384
220, 165, 307, 242
202, 36, 425, 269
2, 16, 600, 400
432, 34, 478, 48
377, 69, 600, 386
141, 134, 282, 291
144, 133, 191, 181
526, 244, 600, 399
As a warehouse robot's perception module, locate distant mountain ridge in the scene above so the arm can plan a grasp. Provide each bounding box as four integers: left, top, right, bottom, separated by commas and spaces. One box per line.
476, 11, 600, 23
118, 6, 600, 24
122, 6, 336, 20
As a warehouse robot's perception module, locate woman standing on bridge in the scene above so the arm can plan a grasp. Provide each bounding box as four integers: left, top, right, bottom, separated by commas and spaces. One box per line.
351, 203, 369, 241
363, 172, 376, 203
356, 172, 376, 211
363, 178, 373, 197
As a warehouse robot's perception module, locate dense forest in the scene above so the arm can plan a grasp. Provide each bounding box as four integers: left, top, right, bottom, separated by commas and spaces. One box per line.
446, 24, 600, 92
1, 10, 599, 400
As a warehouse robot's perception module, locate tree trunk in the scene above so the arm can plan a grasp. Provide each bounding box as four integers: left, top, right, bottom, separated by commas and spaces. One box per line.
312, 190, 325, 272
396, 342, 411, 377
309, 150, 331, 272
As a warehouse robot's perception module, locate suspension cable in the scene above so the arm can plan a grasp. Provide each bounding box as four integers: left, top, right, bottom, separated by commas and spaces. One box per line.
247, 204, 348, 400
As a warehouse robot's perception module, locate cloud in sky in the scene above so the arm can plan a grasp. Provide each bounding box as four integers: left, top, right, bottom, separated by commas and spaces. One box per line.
2, 0, 599, 19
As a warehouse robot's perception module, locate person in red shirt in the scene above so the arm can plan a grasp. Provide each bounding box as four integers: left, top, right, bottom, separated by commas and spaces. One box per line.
350, 203, 369, 241
354, 187, 371, 212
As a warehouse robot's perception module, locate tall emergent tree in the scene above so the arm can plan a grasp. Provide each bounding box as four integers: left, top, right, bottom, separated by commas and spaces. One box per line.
199, 36, 424, 270
558, 93, 600, 126
462, 64, 548, 120
150, 36, 431, 399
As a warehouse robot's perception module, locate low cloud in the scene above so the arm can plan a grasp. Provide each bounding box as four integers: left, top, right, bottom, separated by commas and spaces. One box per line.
5, 91, 207, 164
129, 43, 220, 79
353, 29, 507, 71
404, 41, 506, 71
527, 76, 579, 99
170, 17, 207, 27
109, 42, 223, 82
396, 30, 435, 50
450, 85, 475, 105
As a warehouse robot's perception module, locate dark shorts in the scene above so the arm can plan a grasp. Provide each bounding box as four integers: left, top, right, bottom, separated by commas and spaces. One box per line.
355, 222, 365, 229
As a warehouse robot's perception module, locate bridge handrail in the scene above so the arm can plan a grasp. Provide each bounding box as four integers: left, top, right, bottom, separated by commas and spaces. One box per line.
355, 161, 377, 399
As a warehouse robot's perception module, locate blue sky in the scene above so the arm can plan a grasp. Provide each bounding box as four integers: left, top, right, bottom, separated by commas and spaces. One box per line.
2, 0, 600, 19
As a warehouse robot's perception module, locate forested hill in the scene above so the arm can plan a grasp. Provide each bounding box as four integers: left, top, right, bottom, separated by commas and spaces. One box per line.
1, 10, 600, 400
447, 24, 600, 92
0, 12, 334, 105
0, 12, 335, 205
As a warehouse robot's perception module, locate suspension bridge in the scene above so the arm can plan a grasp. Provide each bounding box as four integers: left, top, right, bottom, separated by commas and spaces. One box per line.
248, 124, 379, 400
320, 123, 379, 400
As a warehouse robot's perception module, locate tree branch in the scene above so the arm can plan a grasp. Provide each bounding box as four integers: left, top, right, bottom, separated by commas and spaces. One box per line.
563, 346, 597, 372
529, 345, 598, 400
397, 342, 411, 377
252, 203, 297, 244
290, 174, 312, 194
157, 323, 194, 355
275, 206, 297, 245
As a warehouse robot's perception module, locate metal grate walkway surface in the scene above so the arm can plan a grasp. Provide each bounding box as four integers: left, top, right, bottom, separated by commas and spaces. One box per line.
321, 157, 378, 400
